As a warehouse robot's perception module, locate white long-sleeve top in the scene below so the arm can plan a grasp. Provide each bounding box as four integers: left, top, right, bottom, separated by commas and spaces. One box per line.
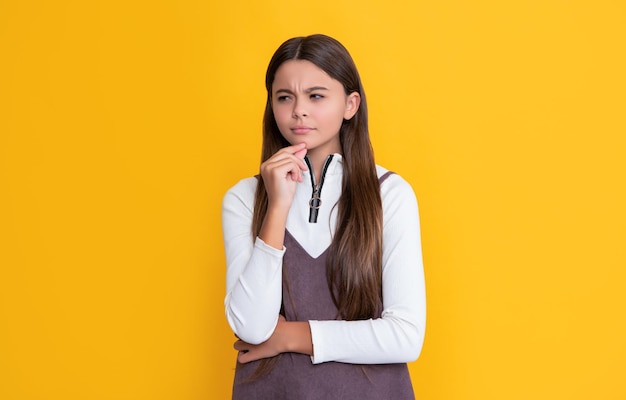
222, 154, 426, 365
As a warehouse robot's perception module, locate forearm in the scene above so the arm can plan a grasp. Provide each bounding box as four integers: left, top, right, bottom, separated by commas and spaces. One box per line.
224, 238, 284, 344
258, 205, 289, 250
226, 206, 291, 342
309, 314, 424, 364
235, 318, 313, 364
283, 321, 313, 355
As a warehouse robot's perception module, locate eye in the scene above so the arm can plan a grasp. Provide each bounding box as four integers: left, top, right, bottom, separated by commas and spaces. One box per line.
310, 94, 324, 100
276, 95, 292, 102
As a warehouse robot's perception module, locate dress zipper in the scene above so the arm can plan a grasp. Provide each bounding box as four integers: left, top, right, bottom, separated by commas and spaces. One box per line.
304, 155, 334, 223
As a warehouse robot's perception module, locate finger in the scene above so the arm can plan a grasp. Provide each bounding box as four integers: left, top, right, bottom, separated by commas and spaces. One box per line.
265, 158, 306, 181
262, 161, 306, 182
233, 340, 247, 351
265, 152, 308, 172
238, 350, 253, 364
279, 142, 306, 155
294, 148, 307, 160
293, 149, 308, 181
266, 145, 308, 168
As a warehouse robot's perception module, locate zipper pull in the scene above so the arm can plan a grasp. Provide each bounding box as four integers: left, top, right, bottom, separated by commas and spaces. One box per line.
309, 186, 322, 210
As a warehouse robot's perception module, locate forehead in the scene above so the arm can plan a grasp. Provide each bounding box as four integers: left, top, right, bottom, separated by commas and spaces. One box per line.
272, 60, 342, 91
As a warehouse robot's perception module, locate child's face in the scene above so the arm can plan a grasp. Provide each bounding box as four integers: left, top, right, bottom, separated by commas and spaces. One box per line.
271, 60, 359, 158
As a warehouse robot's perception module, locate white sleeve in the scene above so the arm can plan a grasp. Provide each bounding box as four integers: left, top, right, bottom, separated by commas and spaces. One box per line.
222, 178, 284, 345
308, 174, 426, 364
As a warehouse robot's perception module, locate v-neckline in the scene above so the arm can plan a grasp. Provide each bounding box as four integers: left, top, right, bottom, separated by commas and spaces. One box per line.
284, 230, 331, 260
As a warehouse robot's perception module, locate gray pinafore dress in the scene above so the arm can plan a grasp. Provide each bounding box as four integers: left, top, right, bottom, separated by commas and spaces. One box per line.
232, 172, 415, 400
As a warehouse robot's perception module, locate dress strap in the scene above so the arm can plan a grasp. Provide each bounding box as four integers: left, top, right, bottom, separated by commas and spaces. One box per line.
379, 171, 395, 185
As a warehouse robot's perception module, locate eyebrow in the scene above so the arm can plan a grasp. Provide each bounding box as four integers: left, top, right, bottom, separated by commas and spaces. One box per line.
274, 86, 329, 95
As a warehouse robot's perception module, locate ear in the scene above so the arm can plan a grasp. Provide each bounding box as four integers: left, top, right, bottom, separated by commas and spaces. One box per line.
343, 92, 361, 120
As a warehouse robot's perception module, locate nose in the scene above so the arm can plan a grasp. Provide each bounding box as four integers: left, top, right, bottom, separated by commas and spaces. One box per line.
292, 100, 308, 118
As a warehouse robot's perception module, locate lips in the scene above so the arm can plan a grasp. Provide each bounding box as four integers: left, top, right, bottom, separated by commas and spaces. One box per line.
291, 126, 314, 134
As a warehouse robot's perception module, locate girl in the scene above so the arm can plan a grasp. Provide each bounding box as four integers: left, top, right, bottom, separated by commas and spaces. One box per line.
222, 34, 426, 399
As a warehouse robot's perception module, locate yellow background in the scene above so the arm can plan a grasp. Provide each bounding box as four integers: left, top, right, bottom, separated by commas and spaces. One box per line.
1, 0, 625, 399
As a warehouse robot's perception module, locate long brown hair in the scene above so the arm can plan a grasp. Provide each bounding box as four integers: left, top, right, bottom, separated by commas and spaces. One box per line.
252, 34, 383, 320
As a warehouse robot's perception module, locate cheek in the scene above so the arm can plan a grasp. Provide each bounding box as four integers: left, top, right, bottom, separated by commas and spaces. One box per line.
272, 107, 292, 138
320, 104, 347, 127
273, 109, 283, 128
272, 106, 289, 125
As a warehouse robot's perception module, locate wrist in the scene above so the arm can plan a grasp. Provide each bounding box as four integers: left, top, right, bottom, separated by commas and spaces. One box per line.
283, 321, 313, 356
266, 198, 293, 216
266, 203, 290, 219
258, 206, 289, 250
